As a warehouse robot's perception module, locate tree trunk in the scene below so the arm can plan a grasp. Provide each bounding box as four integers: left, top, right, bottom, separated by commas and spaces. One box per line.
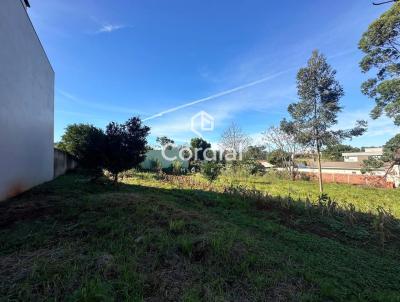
290, 154, 295, 181
113, 173, 118, 184
316, 144, 323, 193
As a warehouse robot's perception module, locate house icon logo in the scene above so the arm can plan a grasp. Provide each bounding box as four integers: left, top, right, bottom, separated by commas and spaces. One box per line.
191, 111, 214, 138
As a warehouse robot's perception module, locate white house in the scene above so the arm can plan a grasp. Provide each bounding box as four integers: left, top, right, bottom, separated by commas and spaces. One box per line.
342, 147, 383, 163
0, 0, 54, 200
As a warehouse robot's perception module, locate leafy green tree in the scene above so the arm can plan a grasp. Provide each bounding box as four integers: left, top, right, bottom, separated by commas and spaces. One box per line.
383, 133, 400, 159
201, 161, 221, 183
359, 2, 400, 125
244, 145, 267, 160
190, 138, 211, 160
104, 117, 150, 182
281, 50, 367, 192
267, 149, 291, 167
58, 124, 106, 173
363, 134, 400, 174
156, 136, 175, 149
322, 144, 361, 161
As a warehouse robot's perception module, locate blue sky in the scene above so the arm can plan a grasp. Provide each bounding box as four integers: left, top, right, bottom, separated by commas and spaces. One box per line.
28, 0, 399, 147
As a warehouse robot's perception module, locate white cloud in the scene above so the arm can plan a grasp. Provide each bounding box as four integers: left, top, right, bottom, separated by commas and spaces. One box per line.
143, 69, 294, 122
58, 90, 147, 116
97, 24, 125, 33
335, 110, 399, 146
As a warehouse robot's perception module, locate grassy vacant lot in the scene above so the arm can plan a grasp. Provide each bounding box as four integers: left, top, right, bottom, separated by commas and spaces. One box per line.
1, 172, 400, 301
218, 174, 400, 219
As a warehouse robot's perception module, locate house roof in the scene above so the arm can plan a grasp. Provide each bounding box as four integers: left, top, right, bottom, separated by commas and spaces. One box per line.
258, 161, 275, 168
342, 148, 383, 157
342, 152, 383, 157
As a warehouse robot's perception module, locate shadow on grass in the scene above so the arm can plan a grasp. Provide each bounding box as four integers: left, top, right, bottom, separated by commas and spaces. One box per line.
1, 171, 400, 301
1, 171, 399, 257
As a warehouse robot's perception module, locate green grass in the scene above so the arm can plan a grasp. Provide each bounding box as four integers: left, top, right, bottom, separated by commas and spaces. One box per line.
0, 172, 400, 301
215, 173, 400, 218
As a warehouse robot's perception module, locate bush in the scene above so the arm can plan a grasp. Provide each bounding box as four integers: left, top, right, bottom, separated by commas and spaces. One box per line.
171, 160, 183, 175
149, 159, 162, 172
242, 160, 265, 175
298, 172, 311, 181
201, 161, 221, 183
119, 169, 137, 179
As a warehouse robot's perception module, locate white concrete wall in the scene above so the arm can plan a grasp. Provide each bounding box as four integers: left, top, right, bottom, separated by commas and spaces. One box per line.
0, 0, 54, 200
344, 156, 358, 163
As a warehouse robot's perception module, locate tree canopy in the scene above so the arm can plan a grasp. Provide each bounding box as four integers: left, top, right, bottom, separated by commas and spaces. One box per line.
104, 117, 150, 182
219, 123, 251, 154
322, 144, 361, 161
359, 2, 400, 125
244, 145, 267, 160
156, 136, 175, 148
58, 124, 106, 172
362, 134, 400, 174
190, 138, 211, 161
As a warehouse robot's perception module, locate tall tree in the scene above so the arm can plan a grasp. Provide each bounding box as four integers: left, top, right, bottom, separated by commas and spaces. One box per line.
281, 50, 367, 192
104, 117, 150, 182
359, 2, 400, 125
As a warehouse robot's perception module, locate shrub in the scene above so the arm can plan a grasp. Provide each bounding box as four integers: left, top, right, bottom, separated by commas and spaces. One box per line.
298, 172, 311, 181
242, 160, 265, 175
149, 159, 162, 172
171, 160, 183, 175
201, 161, 221, 183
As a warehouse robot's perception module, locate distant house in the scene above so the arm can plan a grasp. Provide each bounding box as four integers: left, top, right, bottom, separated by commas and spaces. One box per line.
258, 161, 275, 169
297, 161, 399, 188
261, 147, 399, 188
141, 149, 190, 170
0, 0, 54, 200
297, 151, 399, 188
342, 147, 383, 163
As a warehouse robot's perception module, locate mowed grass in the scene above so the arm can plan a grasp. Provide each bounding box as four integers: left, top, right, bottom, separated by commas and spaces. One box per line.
0, 172, 399, 301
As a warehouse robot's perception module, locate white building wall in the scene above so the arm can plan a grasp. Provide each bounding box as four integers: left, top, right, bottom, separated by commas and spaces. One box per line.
0, 0, 54, 200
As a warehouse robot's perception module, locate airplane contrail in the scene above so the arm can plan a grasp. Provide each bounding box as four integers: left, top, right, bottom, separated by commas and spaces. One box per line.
142, 69, 293, 122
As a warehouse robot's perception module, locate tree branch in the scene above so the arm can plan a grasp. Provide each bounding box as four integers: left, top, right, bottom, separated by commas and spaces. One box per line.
373, 0, 398, 5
